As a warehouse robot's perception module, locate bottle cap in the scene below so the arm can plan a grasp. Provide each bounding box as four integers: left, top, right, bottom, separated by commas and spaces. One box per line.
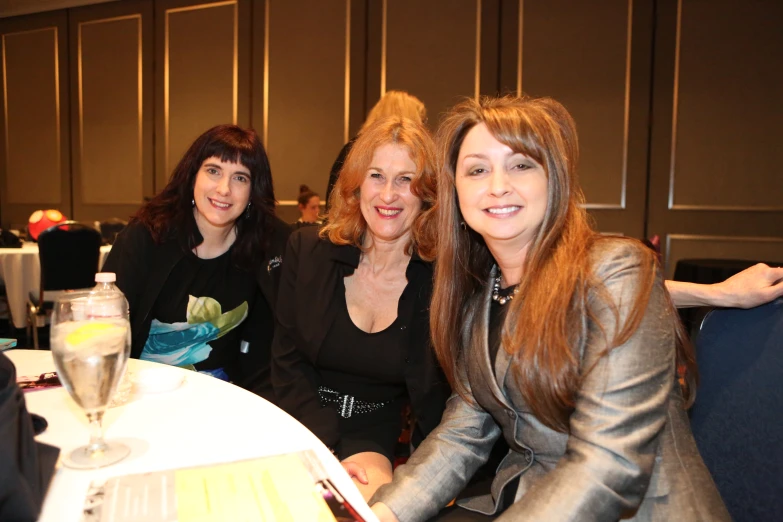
95, 272, 116, 283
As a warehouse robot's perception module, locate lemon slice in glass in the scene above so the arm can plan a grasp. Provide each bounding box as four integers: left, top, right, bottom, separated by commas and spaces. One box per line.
66, 322, 124, 347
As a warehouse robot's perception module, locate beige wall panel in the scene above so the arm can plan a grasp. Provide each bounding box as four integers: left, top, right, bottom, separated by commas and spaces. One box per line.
384, 0, 478, 125
3, 28, 61, 204
671, 0, 783, 211
522, 0, 629, 208
165, 2, 236, 177
266, 0, 347, 203
79, 16, 142, 204
665, 234, 783, 279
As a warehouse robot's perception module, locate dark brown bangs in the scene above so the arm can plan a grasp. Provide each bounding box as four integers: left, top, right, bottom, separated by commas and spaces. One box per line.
201, 137, 258, 177
483, 106, 548, 172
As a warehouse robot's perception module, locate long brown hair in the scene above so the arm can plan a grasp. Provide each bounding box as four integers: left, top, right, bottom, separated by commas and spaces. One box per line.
431, 96, 696, 431
322, 117, 438, 260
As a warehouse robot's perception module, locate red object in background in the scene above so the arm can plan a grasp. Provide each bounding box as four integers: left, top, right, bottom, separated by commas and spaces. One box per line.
27, 209, 66, 240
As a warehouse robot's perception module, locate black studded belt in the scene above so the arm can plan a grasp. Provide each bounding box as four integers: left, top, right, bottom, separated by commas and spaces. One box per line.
317, 386, 393, 418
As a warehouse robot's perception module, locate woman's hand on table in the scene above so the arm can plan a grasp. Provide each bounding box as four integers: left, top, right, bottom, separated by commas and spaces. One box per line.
341, 460, 369, 485
371, 502, 401, 522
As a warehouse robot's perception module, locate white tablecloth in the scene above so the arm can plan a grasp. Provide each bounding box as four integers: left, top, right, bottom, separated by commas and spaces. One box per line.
0, 243, 112, 329
6, 350, 377, 522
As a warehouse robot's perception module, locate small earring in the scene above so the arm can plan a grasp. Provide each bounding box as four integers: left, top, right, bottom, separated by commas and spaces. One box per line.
191, 199, 195, 207
245, 202, 251, 218
460, 221, 467, 230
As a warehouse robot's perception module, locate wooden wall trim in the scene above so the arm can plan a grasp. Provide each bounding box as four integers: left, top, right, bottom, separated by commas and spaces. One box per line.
667, 0, 783, 212
516, 0, 522, 95
3, 27, 62, 194
262, 0, 269, 146
163, 0, 238, 176
0, 10, 71, 227
77, 14, 143, 199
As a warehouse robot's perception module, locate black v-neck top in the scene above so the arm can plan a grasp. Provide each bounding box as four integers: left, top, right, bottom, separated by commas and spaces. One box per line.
317, 288, 407, 402
488, 285, 518, 369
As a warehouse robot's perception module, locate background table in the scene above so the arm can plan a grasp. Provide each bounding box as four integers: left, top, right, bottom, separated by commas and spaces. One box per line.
0, 243, 111, 329
7, 349, 377, 522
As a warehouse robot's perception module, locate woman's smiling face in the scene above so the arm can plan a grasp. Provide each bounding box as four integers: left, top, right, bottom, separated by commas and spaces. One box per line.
455, 123, 548, 251
359, 143, 422, 245
192, 156, 252, 232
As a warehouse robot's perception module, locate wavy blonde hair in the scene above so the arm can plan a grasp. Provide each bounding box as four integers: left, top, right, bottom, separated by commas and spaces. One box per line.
360, 91, 427, 133
322, 117, 438, 260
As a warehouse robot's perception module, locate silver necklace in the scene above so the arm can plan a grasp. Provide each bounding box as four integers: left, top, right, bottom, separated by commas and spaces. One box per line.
491, 274, 520, 305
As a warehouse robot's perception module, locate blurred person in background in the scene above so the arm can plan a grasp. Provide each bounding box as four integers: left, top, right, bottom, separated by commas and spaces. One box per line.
293, 185, 322, 229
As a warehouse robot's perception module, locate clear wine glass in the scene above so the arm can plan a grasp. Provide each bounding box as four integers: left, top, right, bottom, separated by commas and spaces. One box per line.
50, 290, 131, 469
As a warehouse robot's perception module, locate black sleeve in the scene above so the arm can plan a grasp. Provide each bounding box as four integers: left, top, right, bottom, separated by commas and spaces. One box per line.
271, 231, 341, 450
102, 223, 150, 321
0, 353, 59, 521
325, 139, 355, 212
236, 217, 292, 402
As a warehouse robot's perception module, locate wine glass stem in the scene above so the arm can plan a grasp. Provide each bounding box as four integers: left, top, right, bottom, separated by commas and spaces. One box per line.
86, 410, 108, 452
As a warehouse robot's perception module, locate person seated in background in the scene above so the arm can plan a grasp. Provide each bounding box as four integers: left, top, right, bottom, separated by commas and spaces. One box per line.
326, 90, 427, 210
293, 184, 322, 229
370, 95, 731, 521
273, 117, 450, 501
103, 124, 290, 399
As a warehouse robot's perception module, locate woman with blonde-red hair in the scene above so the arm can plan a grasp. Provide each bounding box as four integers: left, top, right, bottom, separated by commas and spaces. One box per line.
326, 91, 427, 209
272, 117, 449, 501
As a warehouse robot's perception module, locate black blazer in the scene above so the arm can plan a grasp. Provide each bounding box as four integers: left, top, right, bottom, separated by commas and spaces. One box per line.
272, 226, 450, 453
0, 353, 59, 521
103, 217, 291, 399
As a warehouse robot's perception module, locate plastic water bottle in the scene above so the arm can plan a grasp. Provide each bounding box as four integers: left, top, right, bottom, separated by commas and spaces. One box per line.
90, 272, 129, 318
90, 272, 133, 407
93, 272, 121, 295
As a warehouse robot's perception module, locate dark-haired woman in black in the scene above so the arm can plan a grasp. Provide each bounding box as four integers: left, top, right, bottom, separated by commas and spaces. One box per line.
103, 124, 290, 399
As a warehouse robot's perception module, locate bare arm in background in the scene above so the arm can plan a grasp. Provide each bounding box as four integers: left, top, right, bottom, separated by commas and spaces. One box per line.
666, 263, 783, 308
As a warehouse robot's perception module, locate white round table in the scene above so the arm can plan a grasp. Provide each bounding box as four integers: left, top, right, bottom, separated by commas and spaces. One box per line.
0, 244, 112, 329
7, 350, 377, 522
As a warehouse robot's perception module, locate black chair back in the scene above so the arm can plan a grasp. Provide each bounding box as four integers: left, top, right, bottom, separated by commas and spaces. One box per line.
37, 221, 102, 293
690, 299, 783, 522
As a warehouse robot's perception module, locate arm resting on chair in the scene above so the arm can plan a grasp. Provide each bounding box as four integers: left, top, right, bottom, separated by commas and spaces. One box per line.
666, 263, 783, 308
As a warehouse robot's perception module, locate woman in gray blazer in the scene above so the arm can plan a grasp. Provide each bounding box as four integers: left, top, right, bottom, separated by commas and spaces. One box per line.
370, 96, 732, 521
